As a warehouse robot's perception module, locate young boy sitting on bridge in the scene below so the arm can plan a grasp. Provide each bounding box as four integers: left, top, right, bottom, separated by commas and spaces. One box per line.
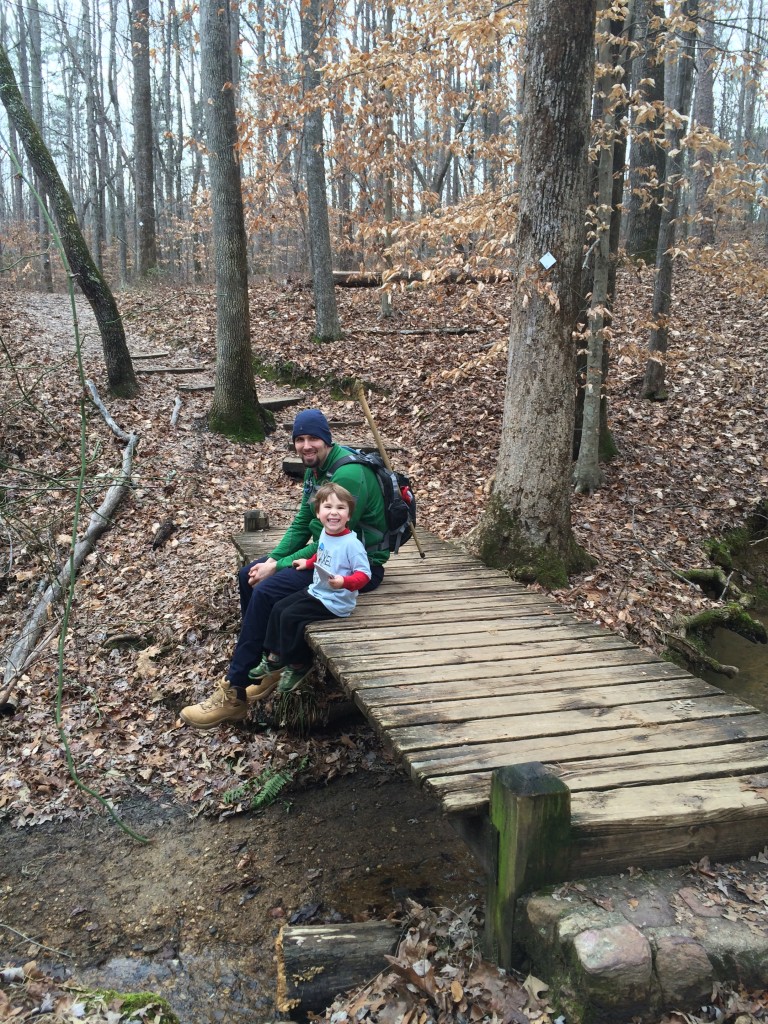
181, 482, 370, 729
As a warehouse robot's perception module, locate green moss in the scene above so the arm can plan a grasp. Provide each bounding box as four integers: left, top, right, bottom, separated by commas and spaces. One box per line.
704, 528, 751, 571
472, 494, 596, 590
253, 356, 317, 390
684, 602, 768, 644
598, 425, 618, 463
208, 404, 269, 442
251, 357, 384, 403
85, 989, 179, 1023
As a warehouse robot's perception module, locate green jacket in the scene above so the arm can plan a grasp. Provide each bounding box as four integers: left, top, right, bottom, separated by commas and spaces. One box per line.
268, 443, 391, 570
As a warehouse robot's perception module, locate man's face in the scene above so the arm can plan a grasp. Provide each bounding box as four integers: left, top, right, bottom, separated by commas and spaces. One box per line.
294, 434, 331, 469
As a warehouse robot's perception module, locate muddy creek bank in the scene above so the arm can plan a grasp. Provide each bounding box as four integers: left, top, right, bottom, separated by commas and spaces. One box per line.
0, 772, 483, 1023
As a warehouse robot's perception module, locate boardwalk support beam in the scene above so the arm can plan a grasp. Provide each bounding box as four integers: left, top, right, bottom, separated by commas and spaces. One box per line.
486, 762, 572, 970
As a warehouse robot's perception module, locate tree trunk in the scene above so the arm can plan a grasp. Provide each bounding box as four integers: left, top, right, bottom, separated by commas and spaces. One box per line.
692, 7, 716, 245
108, 0, 129, 286
574, 1, 618, 494
199, 0, 267, 440
472, 0, 596, 587
0, 42, 138, 398
624, 0, 666, 261
642, 0, 698, 401
301, 0, 342, 341
131, 0, 158, 277
27, 0, 52, 290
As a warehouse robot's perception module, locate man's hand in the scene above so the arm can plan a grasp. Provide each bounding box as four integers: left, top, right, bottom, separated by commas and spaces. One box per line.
328, 574, 345, 590
292, 558, 309, 570
248, 558, 278, 586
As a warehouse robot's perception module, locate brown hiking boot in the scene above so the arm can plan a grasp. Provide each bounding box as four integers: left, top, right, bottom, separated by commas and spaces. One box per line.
245, 655, 283, 702
180, 681, 248, 729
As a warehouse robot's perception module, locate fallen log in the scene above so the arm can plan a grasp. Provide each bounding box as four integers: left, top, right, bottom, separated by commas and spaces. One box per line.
330, 269, 511, 288
0, 382, 138, 715
354, 326, 480, 336
0, 430, 139, 714
135, 365, 208, 374
276, 921, 400, 1017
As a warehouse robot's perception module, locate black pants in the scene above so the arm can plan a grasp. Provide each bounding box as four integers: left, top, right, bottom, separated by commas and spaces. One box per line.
263, 589, 339, 666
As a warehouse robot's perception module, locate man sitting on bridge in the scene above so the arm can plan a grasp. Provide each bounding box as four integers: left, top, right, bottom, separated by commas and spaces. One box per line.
180, 408, 389, 729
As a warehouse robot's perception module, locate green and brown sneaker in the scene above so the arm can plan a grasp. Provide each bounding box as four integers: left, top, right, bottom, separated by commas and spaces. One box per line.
277, 665, 313, 694
245, 655, 284, 702
180, 681, 248, 729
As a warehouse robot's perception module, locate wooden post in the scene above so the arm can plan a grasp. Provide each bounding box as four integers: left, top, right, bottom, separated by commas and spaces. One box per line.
485, 762, 571, 970
243, 509, 270, 532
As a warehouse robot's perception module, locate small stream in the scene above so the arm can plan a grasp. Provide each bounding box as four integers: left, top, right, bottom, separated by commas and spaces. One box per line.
702, 607, 768, 710
75, 949, 272, 1023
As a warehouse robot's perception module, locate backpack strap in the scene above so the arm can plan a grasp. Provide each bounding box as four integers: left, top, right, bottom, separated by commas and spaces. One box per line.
323, 450, 388, 548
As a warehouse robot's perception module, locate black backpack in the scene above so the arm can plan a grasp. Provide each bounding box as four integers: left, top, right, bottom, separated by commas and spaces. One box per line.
327, 449, 416, 553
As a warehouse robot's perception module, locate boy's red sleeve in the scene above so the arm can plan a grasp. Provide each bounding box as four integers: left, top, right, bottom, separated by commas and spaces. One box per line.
343, 571, 370, 591
306, 554, 318, 569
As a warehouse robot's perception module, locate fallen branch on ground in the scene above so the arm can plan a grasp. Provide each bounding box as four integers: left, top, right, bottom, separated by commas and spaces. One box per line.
0, 388, 139, 713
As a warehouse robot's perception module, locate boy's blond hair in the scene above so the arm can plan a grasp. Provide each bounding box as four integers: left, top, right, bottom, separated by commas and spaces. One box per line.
313, 481, 356, 516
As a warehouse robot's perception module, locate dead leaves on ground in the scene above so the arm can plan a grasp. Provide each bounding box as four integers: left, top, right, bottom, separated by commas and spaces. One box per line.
1, 259, 767, 828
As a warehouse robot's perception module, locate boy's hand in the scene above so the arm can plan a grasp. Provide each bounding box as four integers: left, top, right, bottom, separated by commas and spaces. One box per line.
328, 574, 345, 590
292, 558, 309, 570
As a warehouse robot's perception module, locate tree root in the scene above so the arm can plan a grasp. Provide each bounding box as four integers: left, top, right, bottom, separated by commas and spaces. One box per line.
666, 634, 740, 679
679, 567, 748, 603
682, 602, 768, 645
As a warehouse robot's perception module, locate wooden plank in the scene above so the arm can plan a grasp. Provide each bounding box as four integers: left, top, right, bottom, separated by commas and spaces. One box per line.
340, 648, 664, 689
386, 694, 757, 754
375, 568, 519, 585
317, 622, 612, 660
408, 713, 768, 778
347, 594, 555, 620
370, 677, 720, 729
372, 576, 518, 595
309, 612, 596, 643
568, 775, 768, 874
358, 662, 696, 708
433, 739, 768, 814
325, 634, 638, 676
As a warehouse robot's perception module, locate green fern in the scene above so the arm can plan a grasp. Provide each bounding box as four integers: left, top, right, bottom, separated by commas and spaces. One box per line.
222, 757, 309, 810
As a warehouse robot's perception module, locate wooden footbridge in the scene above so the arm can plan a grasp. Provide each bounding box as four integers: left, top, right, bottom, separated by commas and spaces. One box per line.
235, 524, 768, 965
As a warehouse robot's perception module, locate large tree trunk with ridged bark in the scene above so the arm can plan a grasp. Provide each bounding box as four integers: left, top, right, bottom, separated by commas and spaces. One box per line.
471, 0, 596, 588
199, 0, 268, 440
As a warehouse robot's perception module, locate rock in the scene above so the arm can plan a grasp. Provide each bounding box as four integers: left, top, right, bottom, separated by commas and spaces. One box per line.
653, 935, 713, 1007
617, 887, 676, 928
571, 923, 653, 1015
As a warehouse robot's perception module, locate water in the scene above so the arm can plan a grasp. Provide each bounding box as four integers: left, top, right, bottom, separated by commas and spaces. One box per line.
75, 948, 273, 1023
703, 607, 768, 711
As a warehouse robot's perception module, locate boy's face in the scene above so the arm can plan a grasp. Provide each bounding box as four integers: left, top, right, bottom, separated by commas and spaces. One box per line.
318, 492, 351, 534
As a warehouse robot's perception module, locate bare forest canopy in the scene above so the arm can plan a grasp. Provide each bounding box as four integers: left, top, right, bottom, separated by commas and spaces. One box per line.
0, 0, 766, 290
